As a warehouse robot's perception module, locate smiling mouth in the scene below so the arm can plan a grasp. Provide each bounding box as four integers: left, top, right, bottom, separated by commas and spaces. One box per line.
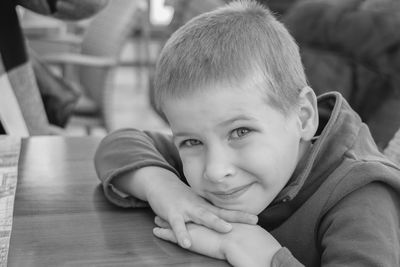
210, 183, 254, 200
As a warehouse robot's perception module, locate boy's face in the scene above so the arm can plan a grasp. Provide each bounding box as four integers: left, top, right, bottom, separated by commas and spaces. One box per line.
164, 83, 310, 215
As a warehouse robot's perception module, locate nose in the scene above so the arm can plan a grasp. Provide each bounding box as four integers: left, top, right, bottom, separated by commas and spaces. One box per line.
203, 144, 235, 183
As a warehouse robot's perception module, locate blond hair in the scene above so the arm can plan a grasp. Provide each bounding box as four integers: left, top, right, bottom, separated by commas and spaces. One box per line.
153, 0, 308, 115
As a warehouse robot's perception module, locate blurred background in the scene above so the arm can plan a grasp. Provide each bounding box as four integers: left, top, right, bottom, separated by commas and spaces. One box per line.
2, 0, 400, 155
20, 0, 180, 136
15, 0, 299, 137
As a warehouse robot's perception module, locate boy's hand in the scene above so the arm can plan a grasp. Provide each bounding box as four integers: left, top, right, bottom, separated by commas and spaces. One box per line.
153, 219, 281, 267
144, 170, 258, 249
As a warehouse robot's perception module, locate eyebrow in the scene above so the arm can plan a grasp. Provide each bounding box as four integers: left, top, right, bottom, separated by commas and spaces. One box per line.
216, 115, 256, 128
173, 115, 256, 139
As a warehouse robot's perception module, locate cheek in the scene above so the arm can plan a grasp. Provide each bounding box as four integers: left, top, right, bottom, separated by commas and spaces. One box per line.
239, 139, 298, 183
237, 145, 274, 180
181, 156, 204, 190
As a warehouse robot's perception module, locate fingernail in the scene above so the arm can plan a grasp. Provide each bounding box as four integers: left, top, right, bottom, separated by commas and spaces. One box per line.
182, 238, 191, 248
251, 215, 258, 223
224, 223, 232, 231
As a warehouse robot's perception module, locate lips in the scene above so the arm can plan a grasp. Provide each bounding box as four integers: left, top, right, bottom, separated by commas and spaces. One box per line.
209, 182, 254, 200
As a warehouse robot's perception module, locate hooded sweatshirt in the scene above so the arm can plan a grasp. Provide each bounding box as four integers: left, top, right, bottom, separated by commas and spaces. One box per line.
94, 92, 400, 266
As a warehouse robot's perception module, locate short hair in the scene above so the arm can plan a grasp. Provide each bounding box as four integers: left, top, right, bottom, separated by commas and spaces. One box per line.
153, 0, 308, 115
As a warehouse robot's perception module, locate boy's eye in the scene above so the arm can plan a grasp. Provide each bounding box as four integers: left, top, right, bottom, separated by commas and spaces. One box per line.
230, 127, 251, 139
180, 139, 202, 147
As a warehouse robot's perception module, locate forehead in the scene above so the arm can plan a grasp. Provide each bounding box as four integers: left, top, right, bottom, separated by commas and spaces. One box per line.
162, 75, 267, 110
162, 82, 285, 132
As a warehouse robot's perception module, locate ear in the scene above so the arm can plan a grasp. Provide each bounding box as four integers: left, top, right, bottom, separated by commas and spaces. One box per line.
297, 86, 318, 141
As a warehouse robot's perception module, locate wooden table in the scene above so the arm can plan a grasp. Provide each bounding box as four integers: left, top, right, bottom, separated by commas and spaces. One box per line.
8, 137, 228, 266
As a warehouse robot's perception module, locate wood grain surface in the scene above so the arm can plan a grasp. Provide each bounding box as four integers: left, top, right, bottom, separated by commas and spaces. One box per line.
8, 136, 228, 266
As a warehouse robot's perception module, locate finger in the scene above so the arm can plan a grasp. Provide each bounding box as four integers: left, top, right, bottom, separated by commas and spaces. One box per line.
154, 216, 171, 228
169, 215, 192, 249
190, 207, 232, 233
153, 227, 178, 244
215, 208, 258, 225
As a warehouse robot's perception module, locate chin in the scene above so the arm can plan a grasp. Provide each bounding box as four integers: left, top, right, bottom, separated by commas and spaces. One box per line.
240, 200, 270, 215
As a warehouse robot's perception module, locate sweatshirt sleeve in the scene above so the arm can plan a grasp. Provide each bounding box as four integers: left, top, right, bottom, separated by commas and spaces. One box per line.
94, 128, 185, 208
318, 182, 400, 266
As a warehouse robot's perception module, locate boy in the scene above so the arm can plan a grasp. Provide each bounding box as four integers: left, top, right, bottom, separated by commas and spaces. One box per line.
94, 1, 400, 266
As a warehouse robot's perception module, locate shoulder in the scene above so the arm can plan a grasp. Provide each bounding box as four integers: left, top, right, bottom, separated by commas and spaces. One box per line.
322, 180, 400, 224
329, 182, 399, 215
317, 182, 400, 266
319, 181, 400, 239
320, 158, 400, 214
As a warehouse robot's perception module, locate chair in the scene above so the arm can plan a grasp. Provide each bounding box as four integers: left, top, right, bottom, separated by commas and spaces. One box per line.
0, 67, 63, 136
0, 0, 62, 136
0, 68, 30, 137
35, 0, 143, 133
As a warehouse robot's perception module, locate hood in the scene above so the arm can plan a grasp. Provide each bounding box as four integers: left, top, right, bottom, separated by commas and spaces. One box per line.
259, 91, 387, 229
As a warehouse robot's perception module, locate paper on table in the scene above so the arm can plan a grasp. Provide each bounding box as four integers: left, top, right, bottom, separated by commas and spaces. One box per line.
0, 136, 22, 267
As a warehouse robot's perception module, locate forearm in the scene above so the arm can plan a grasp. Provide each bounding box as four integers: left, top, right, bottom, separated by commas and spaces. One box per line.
271, 248, 304, 267
226, 246, 303, 267
171, 223, 303, 267
94, 129, 184, 207
223, 224, 282, 267
112, 166, 181, 202
95, 129, 181, 183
